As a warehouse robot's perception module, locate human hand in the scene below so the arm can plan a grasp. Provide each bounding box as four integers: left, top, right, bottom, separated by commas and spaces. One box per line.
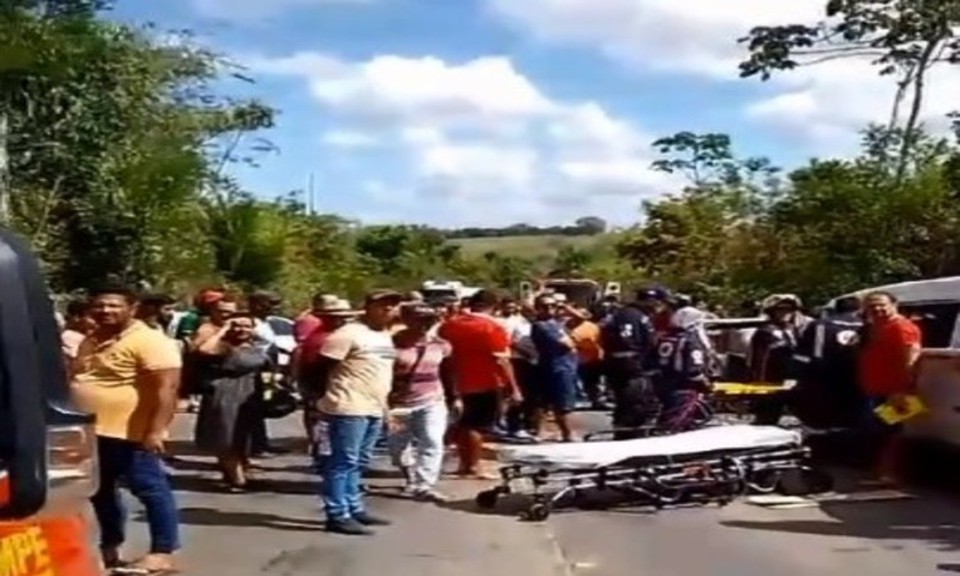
142, 432, 165, 454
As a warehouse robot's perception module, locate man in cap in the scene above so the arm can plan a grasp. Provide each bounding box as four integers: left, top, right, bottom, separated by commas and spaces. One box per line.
316, 289, 402, 535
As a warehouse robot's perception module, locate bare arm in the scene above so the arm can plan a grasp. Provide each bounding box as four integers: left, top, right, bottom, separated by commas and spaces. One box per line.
196, 323, 230, 356
190, 322, 220, 351
140, 367, 181, 435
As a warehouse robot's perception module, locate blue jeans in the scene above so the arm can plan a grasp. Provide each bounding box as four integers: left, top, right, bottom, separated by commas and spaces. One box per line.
322, 415, 383, 520
91, 436, 180, 553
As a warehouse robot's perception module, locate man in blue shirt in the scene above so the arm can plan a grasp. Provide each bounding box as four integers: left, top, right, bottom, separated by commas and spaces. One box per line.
530, 293, 579, 442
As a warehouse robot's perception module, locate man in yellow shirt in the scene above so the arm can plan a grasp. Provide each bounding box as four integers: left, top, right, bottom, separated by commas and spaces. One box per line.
71, 287, 183, 574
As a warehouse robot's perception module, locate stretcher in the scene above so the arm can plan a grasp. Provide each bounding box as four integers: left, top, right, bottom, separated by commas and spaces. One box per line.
474, 424, 829, 521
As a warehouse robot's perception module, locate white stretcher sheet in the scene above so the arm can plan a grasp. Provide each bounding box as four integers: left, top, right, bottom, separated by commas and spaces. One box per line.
497, 425, 802, 470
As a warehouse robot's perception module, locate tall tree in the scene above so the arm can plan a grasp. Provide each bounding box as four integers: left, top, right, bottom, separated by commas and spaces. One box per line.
738, 0, 960, 178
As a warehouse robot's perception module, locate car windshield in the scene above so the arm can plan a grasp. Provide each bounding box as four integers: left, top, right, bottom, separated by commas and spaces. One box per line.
267, 317, 293, 336
422, 289, 457, 303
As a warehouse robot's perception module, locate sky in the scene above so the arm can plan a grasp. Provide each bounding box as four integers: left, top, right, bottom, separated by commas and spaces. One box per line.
109, 0, 960, 228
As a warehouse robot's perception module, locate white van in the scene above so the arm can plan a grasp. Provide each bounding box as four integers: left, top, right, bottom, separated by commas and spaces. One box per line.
830, 276, 960, 446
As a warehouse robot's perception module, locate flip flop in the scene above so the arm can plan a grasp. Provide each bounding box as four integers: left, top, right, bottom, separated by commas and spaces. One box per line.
110, 567, 179, 576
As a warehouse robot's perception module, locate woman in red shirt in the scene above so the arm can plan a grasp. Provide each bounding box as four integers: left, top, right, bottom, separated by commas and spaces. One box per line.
858, 291, 922, 485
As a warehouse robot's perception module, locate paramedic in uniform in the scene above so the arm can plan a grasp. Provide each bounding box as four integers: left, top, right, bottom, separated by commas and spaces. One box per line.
649, 307, 713, 433
748, 294, 806, 425
601, 289, 658, 439
787, 296, 864, 428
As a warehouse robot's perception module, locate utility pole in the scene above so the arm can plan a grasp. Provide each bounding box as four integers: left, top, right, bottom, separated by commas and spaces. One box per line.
308, 172, 315, 215
0, 111, 9, 225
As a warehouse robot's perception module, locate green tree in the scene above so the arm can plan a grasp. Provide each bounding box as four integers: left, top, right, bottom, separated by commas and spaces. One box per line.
739, 0, 960, 178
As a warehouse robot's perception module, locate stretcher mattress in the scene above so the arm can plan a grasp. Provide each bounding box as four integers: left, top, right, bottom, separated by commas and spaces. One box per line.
497, 425, 802, 470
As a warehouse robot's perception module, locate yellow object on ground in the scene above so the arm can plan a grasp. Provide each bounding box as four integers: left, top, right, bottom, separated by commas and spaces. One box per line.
874, 395, 927, 425
712, 382, 786, 396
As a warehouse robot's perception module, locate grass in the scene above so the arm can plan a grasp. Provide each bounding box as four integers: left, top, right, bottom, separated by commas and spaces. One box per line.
449, 234, 604, 260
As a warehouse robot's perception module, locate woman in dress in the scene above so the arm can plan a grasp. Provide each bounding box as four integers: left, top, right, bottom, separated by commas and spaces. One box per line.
193, 312, 270, 491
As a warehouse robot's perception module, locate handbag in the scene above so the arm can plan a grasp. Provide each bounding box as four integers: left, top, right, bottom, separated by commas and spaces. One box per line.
261, 386, 299, 419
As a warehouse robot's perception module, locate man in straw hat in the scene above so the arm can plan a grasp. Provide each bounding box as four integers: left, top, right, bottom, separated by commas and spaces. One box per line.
316, 289, 402, 535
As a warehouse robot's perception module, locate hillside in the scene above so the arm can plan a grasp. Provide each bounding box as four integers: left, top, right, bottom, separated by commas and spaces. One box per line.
449, 234, 604, 261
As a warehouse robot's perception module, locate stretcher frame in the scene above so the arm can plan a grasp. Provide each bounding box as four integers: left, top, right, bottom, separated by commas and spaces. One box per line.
474, 431, 827, 521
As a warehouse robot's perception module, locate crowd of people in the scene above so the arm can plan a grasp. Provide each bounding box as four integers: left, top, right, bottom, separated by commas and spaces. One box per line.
57, 278, 924, 570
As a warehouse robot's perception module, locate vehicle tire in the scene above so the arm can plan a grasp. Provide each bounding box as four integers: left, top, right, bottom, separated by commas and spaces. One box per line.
523, 503, 550, 522
475, 489, 499, 510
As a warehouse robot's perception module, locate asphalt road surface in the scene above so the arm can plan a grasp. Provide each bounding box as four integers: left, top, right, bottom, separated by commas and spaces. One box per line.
115, 411, 960, 575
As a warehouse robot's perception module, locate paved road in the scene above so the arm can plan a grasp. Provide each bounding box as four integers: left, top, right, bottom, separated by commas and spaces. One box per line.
117, 411, 960, 575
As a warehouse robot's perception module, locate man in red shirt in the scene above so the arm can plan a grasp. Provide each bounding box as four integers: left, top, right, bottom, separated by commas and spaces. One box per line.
291, 294, 359, 460
858, 290, 922, 485
439, 289, 521, 479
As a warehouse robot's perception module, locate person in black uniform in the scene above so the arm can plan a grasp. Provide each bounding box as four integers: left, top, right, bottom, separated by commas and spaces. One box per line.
600, 289, 658, 439
748, 294, 806, 425
649, 308, 713, 433
787, 296, 864, 429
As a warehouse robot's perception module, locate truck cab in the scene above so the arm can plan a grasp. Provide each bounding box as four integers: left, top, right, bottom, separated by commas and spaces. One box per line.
0, 229, 99, 575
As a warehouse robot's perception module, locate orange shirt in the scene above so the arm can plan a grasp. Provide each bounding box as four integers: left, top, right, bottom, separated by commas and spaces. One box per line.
570, 320, 603, 364
438, 313, 510, 395
858, 315, 921, 397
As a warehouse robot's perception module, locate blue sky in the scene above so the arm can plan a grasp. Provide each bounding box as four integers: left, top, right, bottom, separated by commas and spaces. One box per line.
109, 0, 960, 227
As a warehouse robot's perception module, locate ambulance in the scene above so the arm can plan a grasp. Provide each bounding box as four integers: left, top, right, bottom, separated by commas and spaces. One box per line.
0, 228, 100, 575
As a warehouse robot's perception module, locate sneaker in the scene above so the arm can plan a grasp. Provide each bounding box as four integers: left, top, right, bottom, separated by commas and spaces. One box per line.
352, 511, 391, 526
510, 430, 539, 443
326, 518, 373, 536
414, 487, 449, 503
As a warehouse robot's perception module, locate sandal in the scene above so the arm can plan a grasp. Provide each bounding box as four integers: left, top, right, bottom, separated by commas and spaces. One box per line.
110, 566, 179, 575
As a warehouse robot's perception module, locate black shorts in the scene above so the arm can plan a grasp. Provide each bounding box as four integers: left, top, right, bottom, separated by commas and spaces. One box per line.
459, 391, 500, 430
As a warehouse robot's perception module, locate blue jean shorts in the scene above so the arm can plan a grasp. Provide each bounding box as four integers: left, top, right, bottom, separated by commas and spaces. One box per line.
541, 369, 578, 413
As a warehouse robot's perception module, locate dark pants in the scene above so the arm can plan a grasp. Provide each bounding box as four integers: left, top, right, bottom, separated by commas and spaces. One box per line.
321, 415, 382, 520
607, 368, 658, 439
91, 436, 180, 554
578, 362, 604, 402
506, 360, 538, 433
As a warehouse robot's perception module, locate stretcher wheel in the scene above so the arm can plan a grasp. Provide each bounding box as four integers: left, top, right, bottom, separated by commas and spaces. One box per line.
747, 471, 781, 494
523, 503, 550, 522
475, 489, 500, 510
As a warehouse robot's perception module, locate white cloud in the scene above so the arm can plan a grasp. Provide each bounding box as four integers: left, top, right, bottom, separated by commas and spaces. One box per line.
321, 129, 380, 148
252, 51, 678, 225
488, 0, 960, 153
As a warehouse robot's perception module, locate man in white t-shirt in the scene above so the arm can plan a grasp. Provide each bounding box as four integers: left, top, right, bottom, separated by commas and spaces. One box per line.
316, 289, 402, 535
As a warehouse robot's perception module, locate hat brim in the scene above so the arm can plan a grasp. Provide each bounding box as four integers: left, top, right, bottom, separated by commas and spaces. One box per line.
318, 309, 361, 316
